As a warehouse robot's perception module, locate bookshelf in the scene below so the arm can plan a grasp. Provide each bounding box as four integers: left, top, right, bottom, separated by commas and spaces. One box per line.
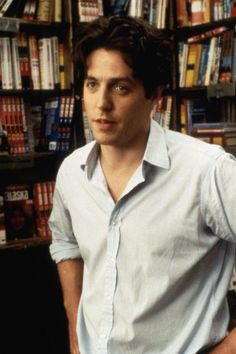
174, 1, 236, 155
0, 1, 78, 247
0, 2, 76, 354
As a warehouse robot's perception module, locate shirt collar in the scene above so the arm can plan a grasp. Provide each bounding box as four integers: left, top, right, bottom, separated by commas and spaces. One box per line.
80, 119, 170, 179
143, 119, 170, 169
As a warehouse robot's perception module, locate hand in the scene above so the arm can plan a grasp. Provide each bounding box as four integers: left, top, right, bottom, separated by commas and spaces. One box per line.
208, 328, 236, 354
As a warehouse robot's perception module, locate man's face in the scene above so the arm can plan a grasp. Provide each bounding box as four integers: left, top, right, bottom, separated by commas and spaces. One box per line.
83, 48, 156, 149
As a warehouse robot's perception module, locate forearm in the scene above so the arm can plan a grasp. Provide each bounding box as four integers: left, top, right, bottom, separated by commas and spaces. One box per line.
57, 258, 84, 354
209, 328, 236, 354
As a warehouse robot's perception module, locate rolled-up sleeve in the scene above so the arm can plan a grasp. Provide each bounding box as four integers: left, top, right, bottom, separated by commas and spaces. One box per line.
201, 152, 236, 242
49, 171, 81, 263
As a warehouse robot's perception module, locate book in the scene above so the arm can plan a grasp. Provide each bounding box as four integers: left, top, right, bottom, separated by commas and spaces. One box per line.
36, 0, 50, 21
4, 184, 36, 241
0, 123, 9, 155
51, 36, 60, 88
111, 0, 130, 15
187, 26, 228, 44
185, 44, 199, 87
54, 0, 62, 22
0, 0, 14, 17
40, 96, 60, 151
38, 37, 54, 90
176, 0, 189, 27
0, 193, 6, 243
191, 0, 204, 25
58, 42, 65, 89
152, 95, 172, 129
33, 181, 55, 238
191, 123, 236, 147
11, 37, 22, 89
16, 32, 30, 89
0, 37, 13, 89
204, 36, 217, 86
179, 42, 189, 88
57, 95, 75, 151
28, 35, 41, 90
192, 43, 203, 86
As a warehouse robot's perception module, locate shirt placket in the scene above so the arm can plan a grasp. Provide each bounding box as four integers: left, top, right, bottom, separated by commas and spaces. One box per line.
97, 208, 122, 354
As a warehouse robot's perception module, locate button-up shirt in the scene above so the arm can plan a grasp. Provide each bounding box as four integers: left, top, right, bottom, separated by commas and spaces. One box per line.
49, 119, 236, 354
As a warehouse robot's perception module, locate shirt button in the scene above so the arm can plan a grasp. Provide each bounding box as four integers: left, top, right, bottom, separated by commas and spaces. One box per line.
101, 333, 108, 339
112, 220, 117, 226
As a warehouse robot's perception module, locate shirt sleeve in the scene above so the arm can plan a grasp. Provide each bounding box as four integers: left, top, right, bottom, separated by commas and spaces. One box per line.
201, 152, 236, 242
49, 170, 81, 263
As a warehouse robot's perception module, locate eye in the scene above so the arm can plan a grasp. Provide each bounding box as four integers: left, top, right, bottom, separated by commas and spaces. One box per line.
113, 83, 129, 94
85, 81, 97, 91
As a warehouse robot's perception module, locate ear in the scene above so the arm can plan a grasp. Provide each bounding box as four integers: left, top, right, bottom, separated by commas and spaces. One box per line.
152, 85, 165, 102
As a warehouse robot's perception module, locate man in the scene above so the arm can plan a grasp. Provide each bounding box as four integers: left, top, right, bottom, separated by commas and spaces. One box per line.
49, 16, 236, 354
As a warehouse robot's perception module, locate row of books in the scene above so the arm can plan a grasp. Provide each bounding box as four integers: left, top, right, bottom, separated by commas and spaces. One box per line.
0, 0, 65, 22
0, 181, 55, 243
0, 94, 75, 155
179, 27, 236, 88
77, 0, 103, 22
180, 97, 236, 149
176, 0, 236, 27
151, 95, 173, 129
0, 33, 68, 90
108, 0, 170, 29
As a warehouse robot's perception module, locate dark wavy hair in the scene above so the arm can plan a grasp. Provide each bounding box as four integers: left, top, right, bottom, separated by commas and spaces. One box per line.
74, 16, 172, 98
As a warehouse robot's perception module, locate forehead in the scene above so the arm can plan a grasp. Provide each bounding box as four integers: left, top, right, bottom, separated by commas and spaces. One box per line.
85, 48, 134, 78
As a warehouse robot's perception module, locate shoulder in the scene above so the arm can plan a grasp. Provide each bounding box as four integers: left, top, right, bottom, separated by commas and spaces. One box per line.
60, 141, 96, 170
164, 128, 225, 164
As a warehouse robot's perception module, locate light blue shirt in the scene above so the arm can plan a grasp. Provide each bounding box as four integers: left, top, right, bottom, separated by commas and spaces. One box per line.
49, 119, 236, 354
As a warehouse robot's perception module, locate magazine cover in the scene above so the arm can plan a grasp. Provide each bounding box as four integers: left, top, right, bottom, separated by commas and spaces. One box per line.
4, 184, 36, 241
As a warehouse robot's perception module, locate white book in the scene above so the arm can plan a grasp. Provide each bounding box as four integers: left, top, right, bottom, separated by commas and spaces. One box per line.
0, 0, 14, 17
160, 0, 168, 29
128, 0, 136, 17
204, 37, 217, 86
29, 0, 38, 19
38, 37, 54, 89
11, 37, 22, 89
1, 37, 13, 89
136, 0, 143, 17
39, 38, 50, 89
156, 0, 163, 28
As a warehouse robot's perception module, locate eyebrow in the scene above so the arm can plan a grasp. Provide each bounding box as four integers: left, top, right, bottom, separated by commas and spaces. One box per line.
84, 75, 136, 85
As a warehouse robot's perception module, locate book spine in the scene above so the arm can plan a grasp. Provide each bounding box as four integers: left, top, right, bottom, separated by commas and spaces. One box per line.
11, 37, 22, 90
36, 0, 50, 21
28, 35, 41, 90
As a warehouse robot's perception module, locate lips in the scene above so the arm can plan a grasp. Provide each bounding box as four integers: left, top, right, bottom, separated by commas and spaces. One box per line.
93, 118, 116, 131
95, 119, 115, 124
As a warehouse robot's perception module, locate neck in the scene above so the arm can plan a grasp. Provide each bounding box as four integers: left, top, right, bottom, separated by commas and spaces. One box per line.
99, 138, 148, 202
99, 139, 147, 172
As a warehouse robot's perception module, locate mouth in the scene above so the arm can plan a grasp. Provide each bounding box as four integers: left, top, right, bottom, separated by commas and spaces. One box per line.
94, 119, 115, 124
93, 118, 116, 131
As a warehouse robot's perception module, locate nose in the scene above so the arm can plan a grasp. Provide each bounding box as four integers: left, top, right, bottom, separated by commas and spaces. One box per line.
96, 86, 113, 112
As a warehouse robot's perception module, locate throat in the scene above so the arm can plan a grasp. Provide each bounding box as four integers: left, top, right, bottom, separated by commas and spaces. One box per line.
100, 153, 143, 202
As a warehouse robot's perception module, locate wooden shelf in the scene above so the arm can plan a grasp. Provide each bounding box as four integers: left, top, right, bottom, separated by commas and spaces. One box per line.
0, 152, 57, 170
0, 16, 69, 37
176, 16, 236, 40
0, 237, 51, 251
